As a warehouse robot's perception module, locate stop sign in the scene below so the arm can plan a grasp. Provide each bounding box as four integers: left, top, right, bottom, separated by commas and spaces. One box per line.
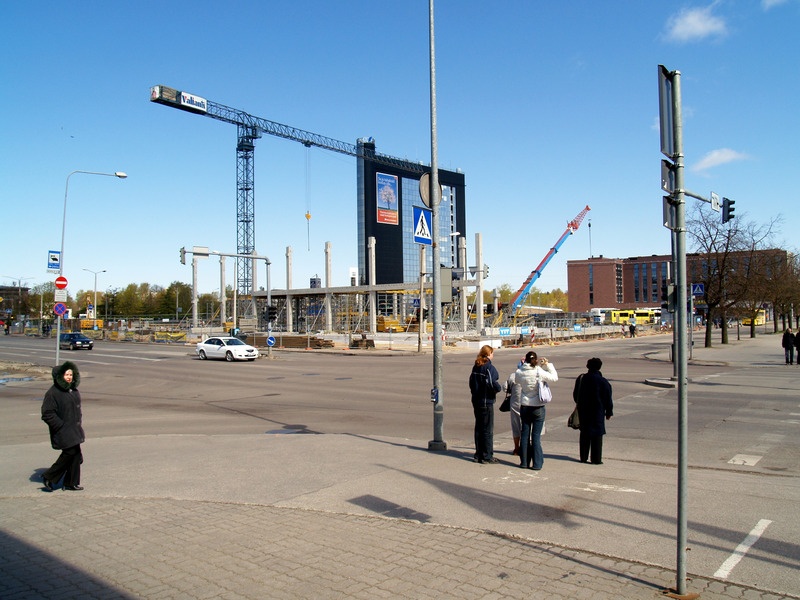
55, 276, 68, 289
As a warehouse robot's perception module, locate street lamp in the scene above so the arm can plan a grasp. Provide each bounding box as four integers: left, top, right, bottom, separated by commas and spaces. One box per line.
82, 268, 106, 331
55, 170, 126, 365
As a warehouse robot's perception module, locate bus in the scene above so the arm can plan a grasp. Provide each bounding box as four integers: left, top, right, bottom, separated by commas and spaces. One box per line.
610, 309, 657, 325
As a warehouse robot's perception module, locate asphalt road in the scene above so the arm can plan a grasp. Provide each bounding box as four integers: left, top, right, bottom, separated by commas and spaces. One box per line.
1, 331, 798, 595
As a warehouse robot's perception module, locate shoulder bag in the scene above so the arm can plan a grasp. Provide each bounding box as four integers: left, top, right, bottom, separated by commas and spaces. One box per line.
538, 377, 552, 403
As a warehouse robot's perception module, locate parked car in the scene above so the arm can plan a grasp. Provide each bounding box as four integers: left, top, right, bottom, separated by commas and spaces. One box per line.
196, 336, 258, 362
59, 332, 94, 351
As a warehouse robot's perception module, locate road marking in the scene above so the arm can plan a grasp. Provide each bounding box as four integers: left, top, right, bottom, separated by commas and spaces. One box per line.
714, 519, 772, 579
571, 482, 645, 494
484, 470, 545, 484
728, 454, 762, 466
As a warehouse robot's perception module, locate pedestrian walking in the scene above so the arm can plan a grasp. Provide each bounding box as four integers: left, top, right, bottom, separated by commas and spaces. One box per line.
41, 361, 85, 491
512, 351, 558, 470
781, 328, 795, 365
469, 345, 503, 464
572, 357, 613, 465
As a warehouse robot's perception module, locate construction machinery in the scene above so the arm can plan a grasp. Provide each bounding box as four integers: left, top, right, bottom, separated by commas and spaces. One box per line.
493, 205, 591, 327
150, 84, 425, 311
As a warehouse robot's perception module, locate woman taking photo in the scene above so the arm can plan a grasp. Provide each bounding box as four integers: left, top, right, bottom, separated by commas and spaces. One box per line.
512, 351, 558, 470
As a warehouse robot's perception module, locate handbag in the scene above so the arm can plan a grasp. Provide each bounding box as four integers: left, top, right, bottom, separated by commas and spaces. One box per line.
568, 407, 580, 429
568, 374, 583, 429
538, 378, 552, 403
499, 393, 511, 412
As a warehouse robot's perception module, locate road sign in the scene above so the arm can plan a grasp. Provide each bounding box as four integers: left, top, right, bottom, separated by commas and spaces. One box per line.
54, 290, 67, 302
413, 206, 432, 245
266, 336, 276, 347
710, 191, 720, 212
658, 65, 676, 158
48, 250, 61, 272
418, 172, 442, 208
691, 283, 705, 296
55, 276, 68, 289
53, 302, 67, 316
661, 159, 676, 193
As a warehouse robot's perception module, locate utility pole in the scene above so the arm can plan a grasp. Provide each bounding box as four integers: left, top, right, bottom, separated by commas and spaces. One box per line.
659, 65, 690, 598
428, 0, 445, 451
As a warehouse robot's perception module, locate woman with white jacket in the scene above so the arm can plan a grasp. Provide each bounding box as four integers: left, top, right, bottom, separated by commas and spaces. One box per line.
512, 351, 558, 470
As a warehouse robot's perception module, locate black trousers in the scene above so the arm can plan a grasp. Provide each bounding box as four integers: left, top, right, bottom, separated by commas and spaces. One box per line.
579, 433, 603, 464
472, 402, 494, 461
44, 444, 82, 487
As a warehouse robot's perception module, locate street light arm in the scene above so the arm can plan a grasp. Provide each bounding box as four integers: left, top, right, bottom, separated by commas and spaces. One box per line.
56, 170, 125, 366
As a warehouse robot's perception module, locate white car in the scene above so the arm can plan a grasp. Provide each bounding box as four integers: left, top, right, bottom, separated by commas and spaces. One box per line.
196, 336, 259, 361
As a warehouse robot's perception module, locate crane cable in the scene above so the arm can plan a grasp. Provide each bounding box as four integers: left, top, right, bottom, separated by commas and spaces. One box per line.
305, 145, 311, 251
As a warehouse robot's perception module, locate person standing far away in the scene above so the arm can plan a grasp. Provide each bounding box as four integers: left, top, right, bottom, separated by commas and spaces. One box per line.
781, 327, 795, 365
41, 361, 85, 491
573, 357, 613, 465
469, 345, 503, 464
512, 351, 558, 470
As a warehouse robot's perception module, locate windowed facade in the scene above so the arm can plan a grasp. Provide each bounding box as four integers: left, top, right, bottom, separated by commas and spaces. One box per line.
357, 139, 466, 285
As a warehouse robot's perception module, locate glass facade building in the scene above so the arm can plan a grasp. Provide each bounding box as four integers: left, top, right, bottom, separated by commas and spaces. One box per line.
356, 139, 466, 285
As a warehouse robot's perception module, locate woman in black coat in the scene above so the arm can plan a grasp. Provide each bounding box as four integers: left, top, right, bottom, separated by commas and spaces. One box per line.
469, 345, 503, 464
572, 357, 613, 465
41, 361, 85, 491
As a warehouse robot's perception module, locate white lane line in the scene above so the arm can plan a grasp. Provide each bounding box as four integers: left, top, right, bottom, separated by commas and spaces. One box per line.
714, 519, 772, 579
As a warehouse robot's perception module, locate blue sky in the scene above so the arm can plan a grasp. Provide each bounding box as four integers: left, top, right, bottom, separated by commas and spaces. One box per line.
2, 1, 798, 301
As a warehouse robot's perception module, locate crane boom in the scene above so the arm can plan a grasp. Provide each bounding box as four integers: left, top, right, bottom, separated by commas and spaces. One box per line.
508, 205, 591, 313
150, 84, 427, 306
206, 100, 426, 173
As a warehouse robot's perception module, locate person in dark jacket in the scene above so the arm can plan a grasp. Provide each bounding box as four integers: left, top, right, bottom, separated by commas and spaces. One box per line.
572, 357, 613, 465
469, 345, 503, 464
781, 328, 794, 365
41, 361, 85, 491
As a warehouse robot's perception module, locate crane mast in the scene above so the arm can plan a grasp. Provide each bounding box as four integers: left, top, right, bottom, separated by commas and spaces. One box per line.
150, 84, 426, 309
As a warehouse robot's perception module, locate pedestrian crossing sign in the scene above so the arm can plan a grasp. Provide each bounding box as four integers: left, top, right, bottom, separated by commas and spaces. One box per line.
413, 206, 432, 245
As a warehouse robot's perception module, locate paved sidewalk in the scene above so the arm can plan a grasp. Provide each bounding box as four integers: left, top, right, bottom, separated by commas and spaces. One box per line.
1, 332, 795, 599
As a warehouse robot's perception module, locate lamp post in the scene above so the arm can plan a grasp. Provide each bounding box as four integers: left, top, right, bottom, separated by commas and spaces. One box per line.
55, 170, 126, 365
82, 268, 106, 331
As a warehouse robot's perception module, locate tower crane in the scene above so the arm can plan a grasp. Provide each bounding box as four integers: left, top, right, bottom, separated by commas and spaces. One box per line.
493, 205, 591, 326
150, 84, 426, 308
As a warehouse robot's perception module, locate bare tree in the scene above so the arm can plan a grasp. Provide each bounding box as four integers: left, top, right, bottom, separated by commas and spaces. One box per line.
686, 204, 779, 346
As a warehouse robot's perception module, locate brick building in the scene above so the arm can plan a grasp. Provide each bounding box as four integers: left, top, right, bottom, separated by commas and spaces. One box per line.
567, 250, 791, 313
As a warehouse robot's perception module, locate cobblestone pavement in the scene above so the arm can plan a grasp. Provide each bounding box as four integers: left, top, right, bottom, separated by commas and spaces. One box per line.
2, 495, 787, 600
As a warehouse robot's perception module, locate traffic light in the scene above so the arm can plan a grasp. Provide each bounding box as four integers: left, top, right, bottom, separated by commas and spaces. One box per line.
267, 305, 278, 322
722, 197, 735, 224
179, 246, 186, 265
661, 283, 676, 313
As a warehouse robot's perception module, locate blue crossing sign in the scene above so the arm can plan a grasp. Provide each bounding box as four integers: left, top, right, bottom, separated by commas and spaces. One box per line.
413, 206, 432, 245
691, 283, 705, 296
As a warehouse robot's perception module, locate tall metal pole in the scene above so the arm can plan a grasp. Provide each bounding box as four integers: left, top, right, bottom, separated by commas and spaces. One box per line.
671, 70, 690, 596
428, 0, 445, 451
82, 268, 106, 331
56, 170, 126, 366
